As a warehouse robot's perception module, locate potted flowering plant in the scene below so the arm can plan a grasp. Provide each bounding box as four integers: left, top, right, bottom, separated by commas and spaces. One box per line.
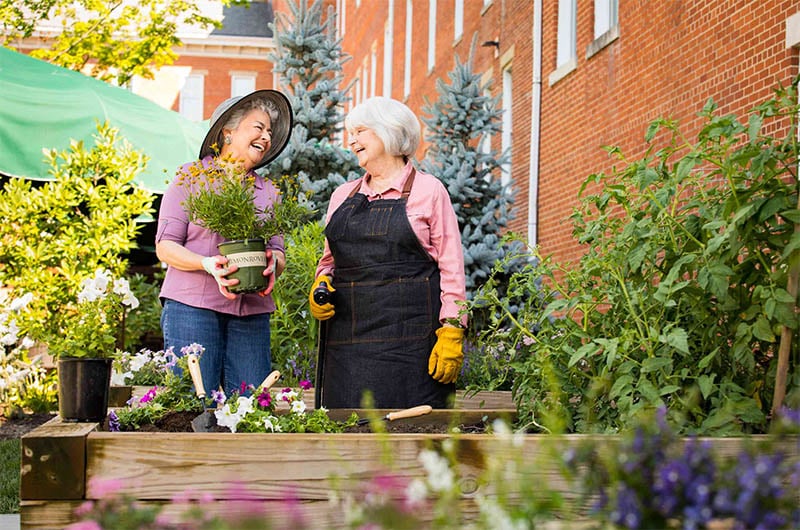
48, 268, 140, 422
179, 157, 311, 293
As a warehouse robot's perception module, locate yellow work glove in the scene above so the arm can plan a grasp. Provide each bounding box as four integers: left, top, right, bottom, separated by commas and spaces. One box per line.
428, 326, 465, 384
308, 275, 336, 320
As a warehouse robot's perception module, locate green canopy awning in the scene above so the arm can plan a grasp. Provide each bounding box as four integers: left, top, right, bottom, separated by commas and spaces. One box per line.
0, 47, 206, 193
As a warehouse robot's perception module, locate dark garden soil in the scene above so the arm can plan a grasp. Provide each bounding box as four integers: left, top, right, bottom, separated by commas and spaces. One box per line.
121, 410, 488, 434
0, 412, 57, 439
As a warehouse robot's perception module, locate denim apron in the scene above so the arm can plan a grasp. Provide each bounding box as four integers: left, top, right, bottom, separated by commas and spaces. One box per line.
320, 168, 454, 409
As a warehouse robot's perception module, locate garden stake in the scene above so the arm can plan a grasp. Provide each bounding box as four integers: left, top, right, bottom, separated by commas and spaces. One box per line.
355, 404, 433, 426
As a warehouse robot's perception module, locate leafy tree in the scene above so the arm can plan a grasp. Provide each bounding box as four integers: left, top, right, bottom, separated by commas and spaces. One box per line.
420, 42, 521, 300
0, 0, 237, 85
264, 0, 361, 219
0, 123, 155, 347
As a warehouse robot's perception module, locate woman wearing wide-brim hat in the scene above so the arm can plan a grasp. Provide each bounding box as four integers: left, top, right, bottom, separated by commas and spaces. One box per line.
155, 89, 292, 395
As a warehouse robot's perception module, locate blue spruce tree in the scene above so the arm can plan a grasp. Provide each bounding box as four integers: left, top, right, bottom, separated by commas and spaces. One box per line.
264, 0, 361, 219
420, 46, 519, 299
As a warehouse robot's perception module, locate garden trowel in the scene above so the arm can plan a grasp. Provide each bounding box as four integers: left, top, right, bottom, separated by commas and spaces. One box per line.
186, 353, 215, 432
355, 404, 433, 426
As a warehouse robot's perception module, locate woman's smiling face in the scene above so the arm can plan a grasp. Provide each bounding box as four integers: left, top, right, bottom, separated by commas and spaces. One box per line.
348, 126, 387, 169
222, 109, 273, 171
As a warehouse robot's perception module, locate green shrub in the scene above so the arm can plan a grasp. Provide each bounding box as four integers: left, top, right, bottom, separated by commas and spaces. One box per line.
470, 84, 800, 435
0, 123, 155, 350
270, 221, 325, 385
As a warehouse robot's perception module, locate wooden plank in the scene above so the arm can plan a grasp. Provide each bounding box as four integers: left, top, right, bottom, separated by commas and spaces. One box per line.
20, 500, 83, 530
20, 417, 98, 500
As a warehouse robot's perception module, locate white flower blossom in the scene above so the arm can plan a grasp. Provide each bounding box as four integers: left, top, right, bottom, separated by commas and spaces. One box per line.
214, 404, 242, 433
263, 415, 282, 432
110, 371, 126, 386
405, 478, 428, 506
291, 399, 307, 414
418, 449, 454, 492
235, 396, 255, 417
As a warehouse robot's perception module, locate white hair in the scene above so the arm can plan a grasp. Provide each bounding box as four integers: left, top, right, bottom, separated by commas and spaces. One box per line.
345, 97, 420, 157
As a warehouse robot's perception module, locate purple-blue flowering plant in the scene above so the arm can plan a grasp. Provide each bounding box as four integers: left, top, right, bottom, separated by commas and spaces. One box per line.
564, 406, 800, 529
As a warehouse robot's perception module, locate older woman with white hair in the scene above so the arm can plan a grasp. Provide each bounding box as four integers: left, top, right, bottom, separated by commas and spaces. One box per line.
309, 96, 467, 409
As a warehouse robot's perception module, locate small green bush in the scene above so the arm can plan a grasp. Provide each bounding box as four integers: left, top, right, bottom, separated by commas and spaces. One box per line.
270, 221, 325, 385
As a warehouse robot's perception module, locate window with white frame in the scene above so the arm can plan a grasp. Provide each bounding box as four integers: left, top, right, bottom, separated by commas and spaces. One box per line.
338, 0, 346, 37
594, 0, 618, 37
383, 0, 395, 97
231, 74, 255, 97
179, 74, 204, 121
404, 0, 413, 98
478, 87, 493, 178
556, 0, 576, 68
454, 0, 463, 42
428, 0, 436, 71
501, 65, 512, 187
370, 48, 377, 97
362, 58, 369, 102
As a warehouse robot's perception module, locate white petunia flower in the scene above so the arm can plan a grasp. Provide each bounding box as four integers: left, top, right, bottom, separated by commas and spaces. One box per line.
291, 399, 307, 414
214, 404, 242, 433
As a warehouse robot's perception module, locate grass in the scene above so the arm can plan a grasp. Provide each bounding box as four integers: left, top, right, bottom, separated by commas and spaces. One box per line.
0, 440, 19, 513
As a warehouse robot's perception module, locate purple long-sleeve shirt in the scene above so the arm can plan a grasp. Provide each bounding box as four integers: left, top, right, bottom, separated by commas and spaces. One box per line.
156, 156, 284, 316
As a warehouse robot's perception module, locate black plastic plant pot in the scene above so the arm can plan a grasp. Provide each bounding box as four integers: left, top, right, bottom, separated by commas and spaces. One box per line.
217, 238, 268, 294
57, 358, 113, 423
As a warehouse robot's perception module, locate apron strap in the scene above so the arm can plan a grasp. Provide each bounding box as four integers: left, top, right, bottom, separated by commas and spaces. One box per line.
401, 168, 416, 199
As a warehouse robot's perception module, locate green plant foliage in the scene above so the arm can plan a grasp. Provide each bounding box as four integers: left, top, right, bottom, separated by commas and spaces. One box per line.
0, 123, 155, 356
180, 159, 312, 242
121, 271, 164, 352
0, 439, 20, 513
470, 83, 800, 435
270, 221, 326, 385
1, 0, 242, 86
264, 0, 362, 218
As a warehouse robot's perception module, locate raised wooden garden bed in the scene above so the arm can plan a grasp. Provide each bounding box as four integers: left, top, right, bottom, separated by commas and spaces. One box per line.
20, 391, 799, 529
22, 391, 522, 529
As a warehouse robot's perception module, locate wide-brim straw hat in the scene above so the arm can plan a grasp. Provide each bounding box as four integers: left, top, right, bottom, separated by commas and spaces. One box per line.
199, 89, 293, 171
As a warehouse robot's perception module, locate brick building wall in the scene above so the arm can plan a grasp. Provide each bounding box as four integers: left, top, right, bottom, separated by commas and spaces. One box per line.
538, 1, 800, 264
332, 0, 800, 267
335, 0, 534, 236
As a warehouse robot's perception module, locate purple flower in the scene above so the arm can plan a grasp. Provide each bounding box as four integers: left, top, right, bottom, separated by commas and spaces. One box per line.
139, 386, 158, 404
299, 379, 312, 390
107, 411, 120, 432
609, 484, 642, 529
257, 390, 272, 408
211, 389, 226, 405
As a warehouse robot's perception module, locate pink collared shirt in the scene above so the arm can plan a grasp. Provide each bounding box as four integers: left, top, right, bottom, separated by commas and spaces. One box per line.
156, 156, 284, 316
316, 163, 467, 326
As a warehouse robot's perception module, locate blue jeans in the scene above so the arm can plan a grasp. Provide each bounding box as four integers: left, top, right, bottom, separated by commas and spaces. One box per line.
160, 299, 271, 395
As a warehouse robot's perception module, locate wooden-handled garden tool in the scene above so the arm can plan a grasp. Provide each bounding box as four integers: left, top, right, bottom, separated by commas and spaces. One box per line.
188, 354, 282, 432
356, 404, 433, 426
187, 353, 215, 433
